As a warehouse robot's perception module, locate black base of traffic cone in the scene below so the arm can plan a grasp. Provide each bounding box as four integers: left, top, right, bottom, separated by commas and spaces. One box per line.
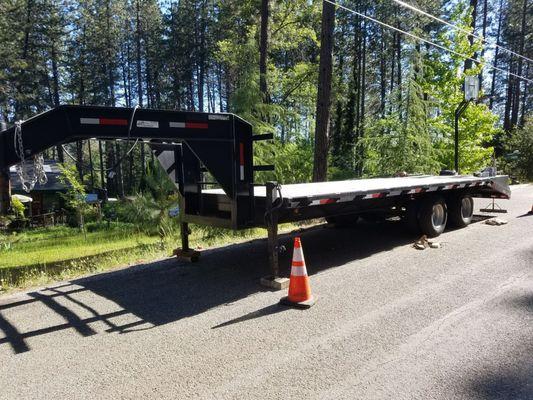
279, 295, 316, 309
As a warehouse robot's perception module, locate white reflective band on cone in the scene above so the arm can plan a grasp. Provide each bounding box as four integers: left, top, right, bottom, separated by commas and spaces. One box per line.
292, 249, 304, 263
290, 266, 308, 276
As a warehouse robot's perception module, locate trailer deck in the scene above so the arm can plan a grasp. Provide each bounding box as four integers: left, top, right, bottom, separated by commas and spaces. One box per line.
204, 174, 511, 206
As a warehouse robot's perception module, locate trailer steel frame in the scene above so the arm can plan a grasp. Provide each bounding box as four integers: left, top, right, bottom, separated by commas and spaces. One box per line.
0, 106, 511, 283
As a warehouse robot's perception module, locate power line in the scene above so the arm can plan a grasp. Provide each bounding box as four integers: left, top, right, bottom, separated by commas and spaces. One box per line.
391, 0, 533, 65
323, 0, 533, 84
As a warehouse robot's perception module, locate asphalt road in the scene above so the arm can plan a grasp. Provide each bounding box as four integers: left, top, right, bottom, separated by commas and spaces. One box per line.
1, 185, 532, 400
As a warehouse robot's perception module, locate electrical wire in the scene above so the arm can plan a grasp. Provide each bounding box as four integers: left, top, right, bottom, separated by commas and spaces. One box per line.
323, 0, 533, 84
391, 0, 533, 65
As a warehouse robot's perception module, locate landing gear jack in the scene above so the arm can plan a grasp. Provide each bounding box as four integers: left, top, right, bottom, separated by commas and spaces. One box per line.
174, 222, 200, 262
260, 182, 289, 291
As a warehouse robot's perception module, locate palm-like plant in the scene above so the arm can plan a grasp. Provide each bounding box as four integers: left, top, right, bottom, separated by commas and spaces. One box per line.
128, 160, 180, 242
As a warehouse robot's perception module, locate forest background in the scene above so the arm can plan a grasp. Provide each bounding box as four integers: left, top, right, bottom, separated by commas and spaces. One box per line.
0, 0, 531, 198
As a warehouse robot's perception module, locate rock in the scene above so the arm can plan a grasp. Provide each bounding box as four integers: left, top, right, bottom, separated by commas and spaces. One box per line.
485, 218, 508, 226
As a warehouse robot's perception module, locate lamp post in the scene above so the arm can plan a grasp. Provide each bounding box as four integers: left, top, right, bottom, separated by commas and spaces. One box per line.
454, 99, 470, 174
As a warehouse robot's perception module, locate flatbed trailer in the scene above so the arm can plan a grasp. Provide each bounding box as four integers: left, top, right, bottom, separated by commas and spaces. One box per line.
0, 106, 511, 283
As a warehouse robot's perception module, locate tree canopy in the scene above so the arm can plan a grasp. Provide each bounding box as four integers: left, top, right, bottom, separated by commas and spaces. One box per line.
0, 0, 531, 195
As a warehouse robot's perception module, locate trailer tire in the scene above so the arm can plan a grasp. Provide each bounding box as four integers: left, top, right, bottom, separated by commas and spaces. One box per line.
418, 196, 447, 237
448, 195, 474, 228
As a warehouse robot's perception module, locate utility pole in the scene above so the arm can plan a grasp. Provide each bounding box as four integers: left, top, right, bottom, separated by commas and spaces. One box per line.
313, 0, 335, 182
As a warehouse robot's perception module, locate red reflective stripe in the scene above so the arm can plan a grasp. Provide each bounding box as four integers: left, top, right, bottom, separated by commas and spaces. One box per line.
319, 198, 336, 204
292, 261, 305, 267
185, 122, 208, 129
99, 118, 128, 126
371, 192, 386, 198
239, 143, 244, 166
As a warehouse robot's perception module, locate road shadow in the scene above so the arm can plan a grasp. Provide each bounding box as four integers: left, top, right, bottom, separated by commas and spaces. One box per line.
212, 304, 287, 329
469, 292, 533, 399
0, 216, 487, 354
471, 365, 533, 400
516, 212, 533, 218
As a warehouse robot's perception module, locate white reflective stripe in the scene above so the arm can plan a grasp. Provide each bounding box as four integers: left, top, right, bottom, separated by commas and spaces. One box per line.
240, 165, 244, 180
291, 266, 308, 277
169, 122, 186, 128
80, 118, 99, 125
137, 120, 159, 128
208, 114, 230, 121
155, 151, 174, 169
292, 248, 304, 263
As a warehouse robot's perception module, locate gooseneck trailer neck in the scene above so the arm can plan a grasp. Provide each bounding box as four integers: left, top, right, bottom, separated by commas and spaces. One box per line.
0, 105, 511, 282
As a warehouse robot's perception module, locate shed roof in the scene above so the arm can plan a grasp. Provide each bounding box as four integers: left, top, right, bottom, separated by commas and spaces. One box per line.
10, 161, 67, 193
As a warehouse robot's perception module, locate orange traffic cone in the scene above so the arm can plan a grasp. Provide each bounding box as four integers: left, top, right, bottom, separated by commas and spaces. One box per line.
280, 237, 316, 308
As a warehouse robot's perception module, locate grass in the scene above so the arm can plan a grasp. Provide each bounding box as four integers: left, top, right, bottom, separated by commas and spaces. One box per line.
0, 221, 307, 292
0, 223, 158, 269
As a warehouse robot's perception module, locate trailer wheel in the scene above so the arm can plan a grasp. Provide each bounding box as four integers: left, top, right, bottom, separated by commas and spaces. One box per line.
418, 196, 447, 237
448, 195, 474, 228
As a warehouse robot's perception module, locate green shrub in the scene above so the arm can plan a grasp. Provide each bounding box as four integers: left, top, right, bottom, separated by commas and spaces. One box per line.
10, 196, 26, 219
501, 118, 533, 182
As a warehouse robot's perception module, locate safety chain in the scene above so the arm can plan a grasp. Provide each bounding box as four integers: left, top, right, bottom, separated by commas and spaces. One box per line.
13, 120, 47, 192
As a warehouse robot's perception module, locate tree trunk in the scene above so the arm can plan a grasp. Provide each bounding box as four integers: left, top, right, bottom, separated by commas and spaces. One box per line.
135, 0, 143, 107
358, 22, 367, 176
197, 2, 207, 112
479, 0, 488, 87
489, 0, 504, 110
50, 42, 64, 162
135, 0, 145, 182
259, 0, 270, 103
76, 141, 84, 183
510, 0, 528, 129
464, 0, 478, 71
379, 27, 386, 116
396, 28, 402, 107
98, 141, 105, 190
312, 0, 335, 182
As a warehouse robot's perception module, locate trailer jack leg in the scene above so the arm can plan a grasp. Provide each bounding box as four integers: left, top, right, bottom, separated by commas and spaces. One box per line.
260, 182, 289, 290
174, 222, 201, 262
